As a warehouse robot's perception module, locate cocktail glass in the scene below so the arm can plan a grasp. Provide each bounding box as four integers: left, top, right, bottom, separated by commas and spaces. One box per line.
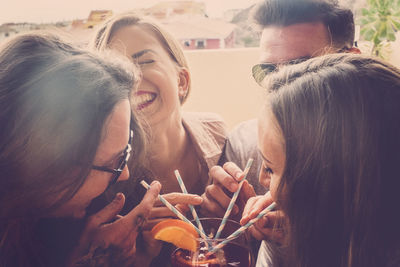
170, 218, 253, 267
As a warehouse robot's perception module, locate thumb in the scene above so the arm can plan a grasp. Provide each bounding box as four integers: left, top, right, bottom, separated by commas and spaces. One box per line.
88, 193, 125, 227
122, 181, 161, 229
241, 180, 256, 200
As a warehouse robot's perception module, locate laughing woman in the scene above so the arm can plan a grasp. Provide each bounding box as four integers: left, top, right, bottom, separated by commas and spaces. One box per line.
0, 32, 161, 267
90, 13, 228, 265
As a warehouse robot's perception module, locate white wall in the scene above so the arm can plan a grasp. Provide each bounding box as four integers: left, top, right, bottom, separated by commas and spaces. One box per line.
183, 47, 265, 130
182, 44, 400, 131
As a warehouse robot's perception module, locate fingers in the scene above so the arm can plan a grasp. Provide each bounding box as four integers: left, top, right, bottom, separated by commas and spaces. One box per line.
200, 182, 241, 217
205, 184, 236, 212
123, 181, 161, 228
200, 192, 226, 217
248, 225, 267, 241
238, 180, 256, 207
97, 182, 161, 247
87, 193, 126, 227
248, 217, 285, 243
241, 180, 256, 200
154, 192, 203, 206
240, 193, 272, 225
222, 162, 245, 182
241, 196, 259, 224
149, 207, 177, 219
209, 164, 240, 192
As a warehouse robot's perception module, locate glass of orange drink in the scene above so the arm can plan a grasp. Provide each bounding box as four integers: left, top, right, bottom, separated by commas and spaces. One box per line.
168, 218, 253, 267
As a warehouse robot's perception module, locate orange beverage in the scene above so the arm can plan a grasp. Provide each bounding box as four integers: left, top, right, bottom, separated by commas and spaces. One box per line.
170, 218, 253, 267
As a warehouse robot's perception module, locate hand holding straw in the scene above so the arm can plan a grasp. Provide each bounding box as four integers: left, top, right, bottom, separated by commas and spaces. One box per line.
174, 170, 206, 236
214, 158, 254, 239
140, 180, 209, 241
209, 202, 277, 254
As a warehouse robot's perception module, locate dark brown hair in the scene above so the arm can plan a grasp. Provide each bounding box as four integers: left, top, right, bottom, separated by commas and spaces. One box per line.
252, 0, 355, 49
266, 54, 400, 267
0, 32, 142, 267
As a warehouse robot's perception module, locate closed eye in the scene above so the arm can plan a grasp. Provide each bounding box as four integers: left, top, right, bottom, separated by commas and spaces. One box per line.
262, 161, 273, 175
132, 49, 156, 66
137, 59, 155, 65
264, 166, 273, 175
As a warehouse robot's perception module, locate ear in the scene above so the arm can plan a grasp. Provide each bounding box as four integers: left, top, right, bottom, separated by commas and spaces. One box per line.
177, 67, 190, 101
347, 47, 361, 54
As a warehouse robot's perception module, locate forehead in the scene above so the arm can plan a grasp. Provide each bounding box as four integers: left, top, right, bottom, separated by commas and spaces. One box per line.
258, 107, 282, 145
109, 25, 166, 55
95, 100, 130, 162
259, 22, 330, 63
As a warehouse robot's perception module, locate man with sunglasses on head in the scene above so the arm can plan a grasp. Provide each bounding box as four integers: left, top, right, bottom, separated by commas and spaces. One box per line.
200, 0, 360, 265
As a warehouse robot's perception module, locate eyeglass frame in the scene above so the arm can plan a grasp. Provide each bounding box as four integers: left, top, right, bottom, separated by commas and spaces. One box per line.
252, 56, 311, 86
251, 45, 354, 86
92, 129, 133, 188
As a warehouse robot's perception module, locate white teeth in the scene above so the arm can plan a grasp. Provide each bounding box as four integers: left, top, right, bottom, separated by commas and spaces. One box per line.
133, 93, 156, 106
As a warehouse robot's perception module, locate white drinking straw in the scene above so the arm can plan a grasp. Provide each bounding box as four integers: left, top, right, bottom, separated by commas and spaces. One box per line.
174, 170, 206, 237
140, 180, 209, 241
209, 202, 277, 253
214, 158, 254, 239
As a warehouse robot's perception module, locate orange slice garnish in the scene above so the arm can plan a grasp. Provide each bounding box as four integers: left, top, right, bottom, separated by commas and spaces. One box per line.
151, 219, 199, 252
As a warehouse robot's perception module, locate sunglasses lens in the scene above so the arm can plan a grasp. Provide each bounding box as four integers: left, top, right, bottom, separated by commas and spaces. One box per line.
252, 64, 277, 85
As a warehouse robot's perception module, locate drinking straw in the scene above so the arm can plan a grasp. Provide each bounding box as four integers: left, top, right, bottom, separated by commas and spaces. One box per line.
140, 180, 209, 241
174, 170, 206, 237
209, 202, 277, 254
214, 158, 253, 239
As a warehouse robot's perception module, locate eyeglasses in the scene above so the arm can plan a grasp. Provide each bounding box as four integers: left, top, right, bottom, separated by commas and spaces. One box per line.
92, 130, 133, 188
252, 57, 311, 86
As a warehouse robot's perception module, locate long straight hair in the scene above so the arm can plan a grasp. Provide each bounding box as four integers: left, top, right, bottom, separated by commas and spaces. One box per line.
0, 32, 140, 267
266, 54, 400, 267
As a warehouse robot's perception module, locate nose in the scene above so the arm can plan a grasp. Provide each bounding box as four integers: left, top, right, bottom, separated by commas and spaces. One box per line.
118, 165, 130, 182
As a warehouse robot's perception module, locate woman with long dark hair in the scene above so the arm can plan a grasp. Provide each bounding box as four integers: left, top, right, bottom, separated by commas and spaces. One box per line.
0, 32, 161, 267
242, 54, 400, 267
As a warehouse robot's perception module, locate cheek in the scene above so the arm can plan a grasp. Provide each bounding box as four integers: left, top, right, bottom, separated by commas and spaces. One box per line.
258, 170, 271, 189
63, 173, 109, 215
269, 175, 280, 202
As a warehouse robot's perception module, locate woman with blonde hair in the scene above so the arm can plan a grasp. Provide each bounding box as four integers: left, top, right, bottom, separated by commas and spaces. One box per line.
90, 13, 228, 266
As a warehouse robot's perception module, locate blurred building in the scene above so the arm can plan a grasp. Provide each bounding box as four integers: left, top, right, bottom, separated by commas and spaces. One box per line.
85, 10, 113, 29
143, 0, 206, 19
0, 22, 57, 42
141, 1, 235, 49
164, 16, 236, 49
68, 10, 113, 46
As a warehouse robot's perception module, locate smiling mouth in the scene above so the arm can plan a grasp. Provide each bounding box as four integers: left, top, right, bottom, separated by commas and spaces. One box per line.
133, 92, 156, 110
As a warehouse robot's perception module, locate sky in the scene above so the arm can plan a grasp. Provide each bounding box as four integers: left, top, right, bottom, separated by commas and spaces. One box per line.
0, 0, 259, 24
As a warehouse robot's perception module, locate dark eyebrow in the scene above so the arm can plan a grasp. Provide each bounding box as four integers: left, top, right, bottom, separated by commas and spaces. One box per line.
258, 149, 272, 164
131, 49, 154, 60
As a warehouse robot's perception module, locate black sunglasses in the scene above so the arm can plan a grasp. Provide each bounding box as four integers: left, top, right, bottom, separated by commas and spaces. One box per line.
92, 130, 133, 188
252, 57, 311, 86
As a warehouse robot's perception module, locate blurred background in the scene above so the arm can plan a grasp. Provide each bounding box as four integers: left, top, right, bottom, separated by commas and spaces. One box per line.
1, 0, 399, 129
